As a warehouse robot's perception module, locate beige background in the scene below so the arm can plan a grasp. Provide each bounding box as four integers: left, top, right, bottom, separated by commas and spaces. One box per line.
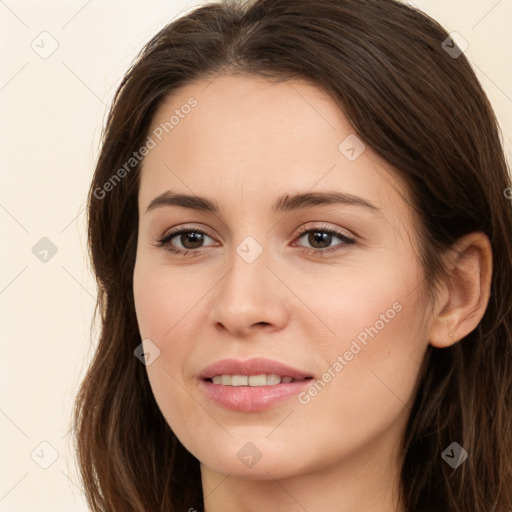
1, 1, 511, 510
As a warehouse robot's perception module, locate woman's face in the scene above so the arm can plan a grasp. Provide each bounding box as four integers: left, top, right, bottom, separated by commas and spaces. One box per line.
133, 74, 432, 480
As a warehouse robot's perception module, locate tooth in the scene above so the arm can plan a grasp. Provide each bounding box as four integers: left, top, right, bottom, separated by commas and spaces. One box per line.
248, 374, 267, 386
213, 374, 298, 386
220, 375, 232, 385
266, 374, 281, 385
232, 375, 249, 386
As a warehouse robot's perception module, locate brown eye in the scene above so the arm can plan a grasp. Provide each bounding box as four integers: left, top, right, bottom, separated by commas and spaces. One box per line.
157, 228, 217, 255
295, 227, 355, 255
174, 231, 206, 249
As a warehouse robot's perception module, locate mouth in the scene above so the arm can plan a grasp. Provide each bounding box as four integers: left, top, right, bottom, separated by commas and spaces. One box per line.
204, 374, 313, 386
199, 358, 315, 412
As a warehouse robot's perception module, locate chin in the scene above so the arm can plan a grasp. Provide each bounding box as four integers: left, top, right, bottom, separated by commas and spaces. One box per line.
195, 441, 310, 480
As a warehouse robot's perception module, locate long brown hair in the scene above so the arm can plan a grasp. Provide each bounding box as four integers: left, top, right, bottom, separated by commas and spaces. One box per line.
73, 0, 512, 510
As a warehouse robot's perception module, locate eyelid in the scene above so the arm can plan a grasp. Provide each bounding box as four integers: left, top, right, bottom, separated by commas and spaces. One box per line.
292, 222, 355, 242
158, 222, 354, 242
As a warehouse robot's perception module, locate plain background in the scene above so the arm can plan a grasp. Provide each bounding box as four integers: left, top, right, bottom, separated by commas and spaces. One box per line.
1, 1, 511, 510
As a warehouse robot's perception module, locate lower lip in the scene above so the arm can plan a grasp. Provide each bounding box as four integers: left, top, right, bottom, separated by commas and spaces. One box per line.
200, 379, 313, 412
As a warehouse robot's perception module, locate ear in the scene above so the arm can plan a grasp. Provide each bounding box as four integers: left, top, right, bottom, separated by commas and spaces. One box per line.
429, 232, 493, 348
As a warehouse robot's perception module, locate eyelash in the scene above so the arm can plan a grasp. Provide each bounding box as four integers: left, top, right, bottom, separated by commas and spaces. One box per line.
155, 224, 356, 258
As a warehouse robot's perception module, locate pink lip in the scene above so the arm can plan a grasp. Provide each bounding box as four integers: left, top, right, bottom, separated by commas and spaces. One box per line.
199, 357, 314, 412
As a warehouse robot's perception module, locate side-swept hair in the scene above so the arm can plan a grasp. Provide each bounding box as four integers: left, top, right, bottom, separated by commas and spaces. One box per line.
73, 1, 512, 510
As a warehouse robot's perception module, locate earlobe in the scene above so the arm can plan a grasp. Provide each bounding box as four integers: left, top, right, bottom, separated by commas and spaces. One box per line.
428, 232, 493, 349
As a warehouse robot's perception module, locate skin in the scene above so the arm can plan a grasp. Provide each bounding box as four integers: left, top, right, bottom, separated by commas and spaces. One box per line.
132, 74, 492, 512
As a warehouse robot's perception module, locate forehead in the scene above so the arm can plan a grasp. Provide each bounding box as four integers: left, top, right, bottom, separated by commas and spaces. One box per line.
138, 74, 411, 222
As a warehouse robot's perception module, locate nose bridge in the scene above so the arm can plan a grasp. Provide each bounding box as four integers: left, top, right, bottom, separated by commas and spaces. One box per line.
208, 232, 289, 333
222, 234, 270, 303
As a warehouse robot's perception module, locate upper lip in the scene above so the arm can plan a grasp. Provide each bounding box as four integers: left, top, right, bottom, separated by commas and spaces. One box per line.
199, 357, 314, 380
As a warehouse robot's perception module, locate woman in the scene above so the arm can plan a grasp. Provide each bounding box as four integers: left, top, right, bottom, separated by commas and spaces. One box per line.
73, 0, 512, 510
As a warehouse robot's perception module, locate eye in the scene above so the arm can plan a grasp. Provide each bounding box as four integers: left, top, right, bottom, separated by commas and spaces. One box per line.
156, 226, 218, 256
293, 225, 355, 256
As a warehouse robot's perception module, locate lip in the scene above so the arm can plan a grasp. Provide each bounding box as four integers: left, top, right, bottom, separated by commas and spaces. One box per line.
199, 357, 314, 412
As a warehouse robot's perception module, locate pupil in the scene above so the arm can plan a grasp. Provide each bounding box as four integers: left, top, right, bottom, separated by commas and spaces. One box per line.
182, 232, 203, 249
309, 231, 331, 249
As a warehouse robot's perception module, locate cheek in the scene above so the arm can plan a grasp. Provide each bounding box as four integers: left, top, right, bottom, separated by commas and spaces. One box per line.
315, 296, 425, 411
287, 294, 427, 474
133, 258, 201, 339
290, 250, 428, 415
133, 259, 202, 433
133, 257, 211, 392
289, 246, 423, 350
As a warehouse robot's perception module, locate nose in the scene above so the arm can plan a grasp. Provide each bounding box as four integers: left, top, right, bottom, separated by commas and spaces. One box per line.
208, 246, 289, 338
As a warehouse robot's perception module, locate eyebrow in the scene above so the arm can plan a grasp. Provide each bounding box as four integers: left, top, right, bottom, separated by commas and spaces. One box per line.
146, 190, 381, 215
